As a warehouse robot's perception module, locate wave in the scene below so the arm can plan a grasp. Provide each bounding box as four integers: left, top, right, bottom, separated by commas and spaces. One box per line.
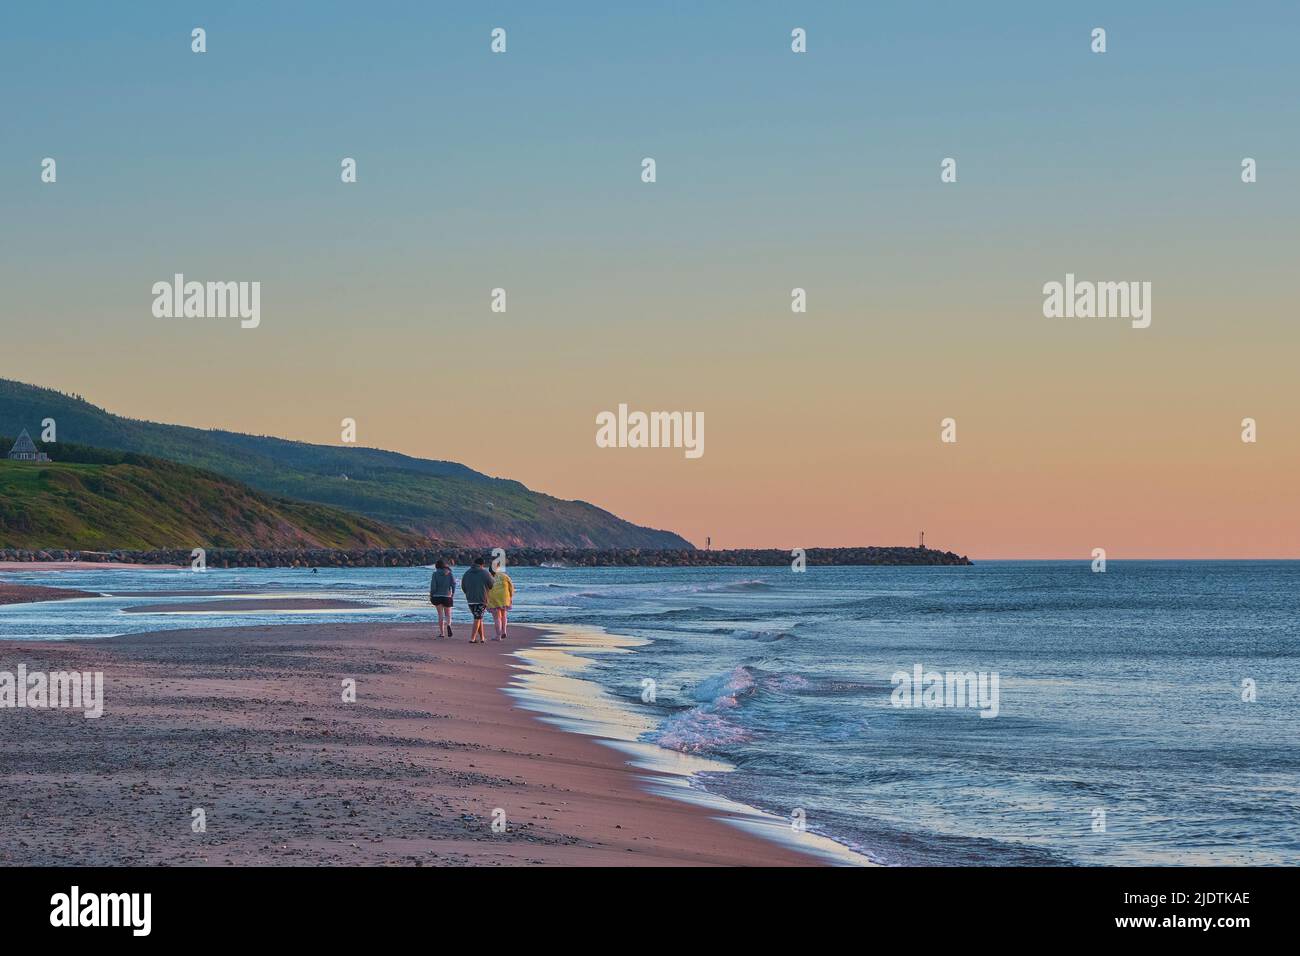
628, 606, 733, 621
651, 665, 757, 753
732, 628, 793, 642
608, 578, 777, 597
764, 673, 810, 692
650, 665, 812, 753
661, 578, 775, 595
696, 625, 794, 642
798, 678, 881, 696
653, 708, 752, 753
691, 665, 758, 706
711, 579, 775, 593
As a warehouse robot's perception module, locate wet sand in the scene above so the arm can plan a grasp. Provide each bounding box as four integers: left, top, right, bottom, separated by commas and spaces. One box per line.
0, 583, 97, 606
0, 561, 182, 572
0, 622, 819, 866
101, 590, 257, 598
122, 598, 376, 613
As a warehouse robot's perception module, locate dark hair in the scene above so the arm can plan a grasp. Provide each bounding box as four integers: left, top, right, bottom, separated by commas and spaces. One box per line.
474, 557, 486, 566
434, 559, 446, 570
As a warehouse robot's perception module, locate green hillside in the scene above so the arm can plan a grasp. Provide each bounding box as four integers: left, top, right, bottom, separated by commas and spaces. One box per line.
0, 440, 429, 551
0, 380, 692, 548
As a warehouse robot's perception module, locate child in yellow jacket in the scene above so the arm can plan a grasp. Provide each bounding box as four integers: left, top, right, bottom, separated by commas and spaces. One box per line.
486, 570, 514, 641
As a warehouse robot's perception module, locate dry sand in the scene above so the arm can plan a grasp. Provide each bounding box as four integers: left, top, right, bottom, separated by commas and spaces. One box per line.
0, 622, 819, 866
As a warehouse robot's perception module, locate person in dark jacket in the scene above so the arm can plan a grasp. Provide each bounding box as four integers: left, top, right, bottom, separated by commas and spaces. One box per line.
459, 557, 496, 644
429, 559, 456, 639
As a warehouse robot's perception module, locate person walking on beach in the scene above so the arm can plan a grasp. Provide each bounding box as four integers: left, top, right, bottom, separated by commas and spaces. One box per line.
459, 557, 496, 644
429, 559, 456, 639
486, 565, 514, 641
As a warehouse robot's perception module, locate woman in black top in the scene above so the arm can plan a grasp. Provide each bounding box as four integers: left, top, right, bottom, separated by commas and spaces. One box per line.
429, 559, 456, 639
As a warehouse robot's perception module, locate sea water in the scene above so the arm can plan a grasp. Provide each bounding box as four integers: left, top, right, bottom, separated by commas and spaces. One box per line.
2, 561, 1296, 865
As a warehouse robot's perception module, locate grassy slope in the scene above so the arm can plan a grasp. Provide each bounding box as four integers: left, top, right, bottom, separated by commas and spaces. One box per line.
0, 453, 428, 551
0, 380, 691, 548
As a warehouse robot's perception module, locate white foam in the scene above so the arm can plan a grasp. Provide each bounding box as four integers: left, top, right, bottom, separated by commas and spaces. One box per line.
507, 624, 875, 867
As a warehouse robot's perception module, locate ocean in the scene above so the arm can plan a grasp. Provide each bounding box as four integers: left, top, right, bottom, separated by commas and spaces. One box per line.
2, 560, 1296, 865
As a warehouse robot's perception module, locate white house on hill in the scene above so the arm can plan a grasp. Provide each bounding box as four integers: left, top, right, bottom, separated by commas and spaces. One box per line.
6, 428, 51, 462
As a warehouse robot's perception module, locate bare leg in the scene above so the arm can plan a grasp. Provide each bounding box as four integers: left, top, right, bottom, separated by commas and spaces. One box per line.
500, 608, 509, 638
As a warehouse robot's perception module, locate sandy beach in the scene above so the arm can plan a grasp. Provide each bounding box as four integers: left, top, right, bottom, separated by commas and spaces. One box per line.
0, 582, 98, 606
0, 621, 819, 866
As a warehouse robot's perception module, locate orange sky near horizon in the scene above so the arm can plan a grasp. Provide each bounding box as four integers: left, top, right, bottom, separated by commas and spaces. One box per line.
9, 282, 1297, 560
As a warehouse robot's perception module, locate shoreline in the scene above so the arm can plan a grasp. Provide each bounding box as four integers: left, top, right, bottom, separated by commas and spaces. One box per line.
0, 621, 824, 866
508, 624, 873, 866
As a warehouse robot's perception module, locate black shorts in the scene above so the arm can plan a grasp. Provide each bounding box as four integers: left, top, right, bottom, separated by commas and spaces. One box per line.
430, 596, 452, 608
468, 603, 486, 620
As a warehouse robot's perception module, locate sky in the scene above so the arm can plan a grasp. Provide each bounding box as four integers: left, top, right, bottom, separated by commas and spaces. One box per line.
2, 2, 1298, 558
